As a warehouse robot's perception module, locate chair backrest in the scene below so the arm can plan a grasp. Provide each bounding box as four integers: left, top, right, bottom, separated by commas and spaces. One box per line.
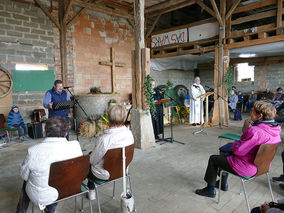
48, 155, 90, 200
104, 144, 135, 181
254, 144, 277, 176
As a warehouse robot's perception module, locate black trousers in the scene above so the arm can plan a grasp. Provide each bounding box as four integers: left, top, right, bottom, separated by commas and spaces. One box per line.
204, 154, 238, 186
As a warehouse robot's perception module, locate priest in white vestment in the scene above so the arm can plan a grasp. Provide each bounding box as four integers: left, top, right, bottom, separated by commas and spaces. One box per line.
189, 76, 206, 125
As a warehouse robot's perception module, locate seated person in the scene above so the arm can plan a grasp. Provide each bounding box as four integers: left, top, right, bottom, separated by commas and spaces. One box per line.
237, 91, 244, 111
272, 87, 284, 109
251, 200, 284, 213
7, 105, 31, 142
87, 105, 134, 200
16, 116, 83, 213
246, 90, 257, 112
262, 88, 274, 101
228, 90, 238, 111
195, 101, 281, 198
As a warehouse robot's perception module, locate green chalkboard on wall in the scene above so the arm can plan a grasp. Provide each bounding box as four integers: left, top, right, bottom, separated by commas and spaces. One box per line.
12, 70, 54, 92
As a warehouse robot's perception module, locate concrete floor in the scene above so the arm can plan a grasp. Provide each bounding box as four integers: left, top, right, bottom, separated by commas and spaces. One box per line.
1, 113, 284, 213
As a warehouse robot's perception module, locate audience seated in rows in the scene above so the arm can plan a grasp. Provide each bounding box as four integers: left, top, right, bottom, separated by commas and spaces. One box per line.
261, 88, 274, 101
16, 116, 83, 213
87, 105, 134, 200
195, 101, 281, 198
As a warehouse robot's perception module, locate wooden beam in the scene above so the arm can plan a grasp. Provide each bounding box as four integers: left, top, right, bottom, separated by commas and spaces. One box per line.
34, 0, 60, 29
146, 13, 161, 38
66, 7, 87, 29
111, 47, 116, 93
196, 0, 216, 18
226, 34, 284, 49
277, 0, 283, 34
233, 0, 280, 14
210, 0, 224, 26
99, 61, 126, 67
63, 0, 74, 24
225, 0, 241, 20
232, 8, 284, 25
73, 0, 132, 19
127, 18, 134, 28
141, 48, 150, 110
145, 0, 196, 17
231, 55, 284, 65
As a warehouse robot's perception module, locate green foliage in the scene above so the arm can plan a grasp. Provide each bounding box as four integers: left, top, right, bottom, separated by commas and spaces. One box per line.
222, 66, 234, 95
167, 80, 173, 89
144, 75, 156, 118
90, 87, 102, 94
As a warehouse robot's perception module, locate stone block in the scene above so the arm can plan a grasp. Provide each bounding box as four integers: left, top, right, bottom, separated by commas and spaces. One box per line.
33, 52, 46, 58
23, 21, 38, 28
31, 17, 45, 24
1, 49, 15, 55
6, 5, 22, 14
8, 55, 24, 62
15, 26, 30, 33
32, 40, 47, 47
0, 36, 18, 43
31, 29, 46, 35
0, 24, 13, 30
0, 11, 11, 18
16, 50, 32, 56
0, 17, 4, 23
24, 33, 39, 40
13, 14, 29, 21
0, 29, 4, 35
39, 35, 53, 43
6, 18, 22, 26
0, 54, 6, 62
130, 109, 155, 149
18, 38, 33, 45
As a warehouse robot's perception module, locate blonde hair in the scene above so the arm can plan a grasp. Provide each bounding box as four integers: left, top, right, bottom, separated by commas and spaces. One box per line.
253, 100, 276, 120
108, 105, 126, 127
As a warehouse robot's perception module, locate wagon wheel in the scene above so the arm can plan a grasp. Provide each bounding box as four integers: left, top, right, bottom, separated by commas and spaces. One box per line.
0, 67, 13, 98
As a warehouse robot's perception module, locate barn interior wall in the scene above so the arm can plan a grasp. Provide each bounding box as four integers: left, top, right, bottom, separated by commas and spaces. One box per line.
151, 69, 194, 91
71, 11, 134, 102
0, 0, 55, 122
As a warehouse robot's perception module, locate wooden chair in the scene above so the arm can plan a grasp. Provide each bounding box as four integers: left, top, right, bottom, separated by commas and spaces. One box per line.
89, 144, 135, 213
218, 143, 278, 213
32, 155, 93, 213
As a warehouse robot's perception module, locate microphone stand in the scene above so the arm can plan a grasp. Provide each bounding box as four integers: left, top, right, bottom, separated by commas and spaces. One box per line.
66, 87, 89, 142
160, 93, 185, 145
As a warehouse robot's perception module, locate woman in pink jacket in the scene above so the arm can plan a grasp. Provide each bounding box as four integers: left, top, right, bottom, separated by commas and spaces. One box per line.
195, 100, 282, 198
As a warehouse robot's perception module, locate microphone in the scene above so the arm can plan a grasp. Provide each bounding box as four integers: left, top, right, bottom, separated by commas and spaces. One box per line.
64, 86, 71, 89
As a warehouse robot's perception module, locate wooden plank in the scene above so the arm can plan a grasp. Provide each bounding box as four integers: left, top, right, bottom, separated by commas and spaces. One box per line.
134, 0, 145, 110
231, 23, 276, 37
111, 47, 115, 93
145, 0, 195, 15
141, 48, 150, 110
277, 0, 283, 34
99, 61, 126, 67
59, 0, 67, 86
230, 55, 284, 64
146, 13, 161, 38
146, 0, 196, 17
226, 34, 284, 49
63, 0, 73, 24
72, 0, 132, 19
196, 0, 216, 18
232, 8, 284, 25
151, 18, 216, 36
34, 0, 60, 29
210, 0, 224, 26
132, 50, 137, 109
233, 0, 278, 14
212, 46, 219, 126
66, 7, 88, 29
151, 46, 215, 58
225, 0, 241, 20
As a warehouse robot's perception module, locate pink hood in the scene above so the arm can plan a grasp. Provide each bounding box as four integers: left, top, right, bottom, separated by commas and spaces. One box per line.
227, 123, 281, 177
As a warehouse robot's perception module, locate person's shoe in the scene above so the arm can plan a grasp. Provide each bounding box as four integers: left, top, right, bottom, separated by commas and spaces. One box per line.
279, 183, 284, 190
272, 175, 284, 183
19, 136, 25, 142
87, 190, 96, 200
215, 180, 228, 191
195, 187, 216, 198
192, 123, 196, 126
25, 135, 32, 140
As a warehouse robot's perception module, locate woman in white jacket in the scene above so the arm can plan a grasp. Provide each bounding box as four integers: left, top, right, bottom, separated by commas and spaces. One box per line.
87, 105, 134, 200
16, 116, 83, 213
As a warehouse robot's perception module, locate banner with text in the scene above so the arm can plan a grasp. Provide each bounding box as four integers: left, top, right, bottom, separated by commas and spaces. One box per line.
151, 28, 188, 48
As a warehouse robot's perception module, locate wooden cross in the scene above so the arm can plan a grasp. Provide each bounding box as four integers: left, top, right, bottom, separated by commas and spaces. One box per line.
99, 47, 126, 93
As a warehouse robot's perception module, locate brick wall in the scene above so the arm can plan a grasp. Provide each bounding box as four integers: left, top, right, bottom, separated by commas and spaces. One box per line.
71, 12, 134, 102
0, 0, 54, 121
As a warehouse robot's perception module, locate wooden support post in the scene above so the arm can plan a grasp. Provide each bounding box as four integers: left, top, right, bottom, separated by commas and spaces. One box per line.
142, 48, 150, 110
277, 0, 283, 34
111, 47, 116, 93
